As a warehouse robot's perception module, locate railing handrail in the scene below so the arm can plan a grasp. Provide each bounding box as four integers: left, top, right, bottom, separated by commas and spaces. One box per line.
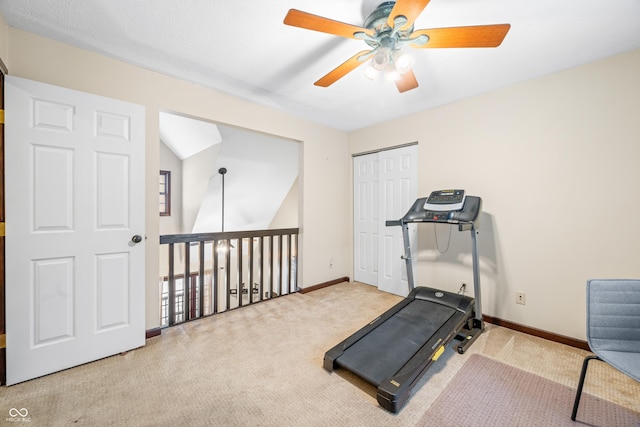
159, 227, 299, 327
160, 227, 299, 244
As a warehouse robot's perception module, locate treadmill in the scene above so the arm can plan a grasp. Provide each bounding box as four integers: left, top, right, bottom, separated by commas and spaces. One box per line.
324, 189, 483, 413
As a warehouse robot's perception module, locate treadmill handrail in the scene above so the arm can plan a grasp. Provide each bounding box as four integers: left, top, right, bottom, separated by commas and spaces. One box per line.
383, 194, 483, 324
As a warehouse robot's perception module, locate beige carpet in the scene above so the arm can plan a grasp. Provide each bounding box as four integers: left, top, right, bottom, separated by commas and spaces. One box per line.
1, 282, 639, 426
419, 354, 640, 426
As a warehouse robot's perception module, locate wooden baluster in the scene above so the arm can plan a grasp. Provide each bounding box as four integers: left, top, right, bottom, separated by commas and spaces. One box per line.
168, 243, 175, 326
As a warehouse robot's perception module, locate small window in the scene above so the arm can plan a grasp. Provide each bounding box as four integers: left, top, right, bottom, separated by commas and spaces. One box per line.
159, 170, 171, 216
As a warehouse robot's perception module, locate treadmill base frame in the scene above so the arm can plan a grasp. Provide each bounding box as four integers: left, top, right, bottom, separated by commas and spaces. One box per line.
324, 286, 484, 413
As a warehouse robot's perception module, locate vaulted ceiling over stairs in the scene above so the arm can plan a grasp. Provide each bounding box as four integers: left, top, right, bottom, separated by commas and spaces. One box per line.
190, 125, 299, 233
159, 113, 299, 234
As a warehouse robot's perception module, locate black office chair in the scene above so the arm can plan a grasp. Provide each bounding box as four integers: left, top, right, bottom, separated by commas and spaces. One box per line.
571, 279, 640, 421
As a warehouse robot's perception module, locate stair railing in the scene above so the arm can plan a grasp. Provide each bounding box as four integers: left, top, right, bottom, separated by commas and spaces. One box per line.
159, 228, 299, 327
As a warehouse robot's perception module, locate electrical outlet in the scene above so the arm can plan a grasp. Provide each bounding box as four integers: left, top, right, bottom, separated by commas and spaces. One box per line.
516, 292, 526, 305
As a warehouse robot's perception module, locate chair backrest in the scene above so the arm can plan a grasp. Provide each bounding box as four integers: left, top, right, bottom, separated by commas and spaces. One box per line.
587, 279, 640, 353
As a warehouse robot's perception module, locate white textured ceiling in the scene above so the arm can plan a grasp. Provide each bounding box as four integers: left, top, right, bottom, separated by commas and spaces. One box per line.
2, 0, 640, 131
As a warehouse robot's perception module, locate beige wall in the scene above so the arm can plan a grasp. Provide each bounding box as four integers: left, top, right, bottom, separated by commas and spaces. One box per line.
4, 26, 349, 329
181, 143, 221, 234
269, 177, 299, 229
0, 12, 7, 66
349, 48, 640, 340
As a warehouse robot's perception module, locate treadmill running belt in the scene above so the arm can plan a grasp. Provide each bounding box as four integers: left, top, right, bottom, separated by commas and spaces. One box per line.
335, 300, 456, 386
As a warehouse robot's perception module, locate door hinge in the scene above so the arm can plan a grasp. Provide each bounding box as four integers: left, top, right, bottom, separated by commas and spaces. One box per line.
0, 109, 4, 124
0, 334, 5, 349
0, 222, 4, 237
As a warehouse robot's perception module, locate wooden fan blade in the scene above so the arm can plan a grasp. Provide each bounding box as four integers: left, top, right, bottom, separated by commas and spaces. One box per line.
284, 9, 374, 39
396, 68, 419, 93
410, 24, 511, 48
387, 0, 431, 31
314, 50, 372, 87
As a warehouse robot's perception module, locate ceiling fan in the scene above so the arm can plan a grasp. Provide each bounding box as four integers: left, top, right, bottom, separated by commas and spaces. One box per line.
284, 0, 510, 92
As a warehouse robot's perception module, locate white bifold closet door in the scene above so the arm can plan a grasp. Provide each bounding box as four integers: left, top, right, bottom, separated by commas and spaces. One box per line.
353, 145, 417, 297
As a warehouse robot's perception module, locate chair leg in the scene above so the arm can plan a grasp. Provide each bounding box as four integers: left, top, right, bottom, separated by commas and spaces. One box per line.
571, 355, 600, 421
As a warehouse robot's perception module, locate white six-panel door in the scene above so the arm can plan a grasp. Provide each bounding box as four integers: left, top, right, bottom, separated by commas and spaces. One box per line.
353, 153, 380, 286
5, 76, 146, 385
353, 145, 417, 296
377, 146, 418, 296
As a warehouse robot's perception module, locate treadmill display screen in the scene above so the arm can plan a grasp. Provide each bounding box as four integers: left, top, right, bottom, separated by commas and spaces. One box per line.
423, 189, 465, 212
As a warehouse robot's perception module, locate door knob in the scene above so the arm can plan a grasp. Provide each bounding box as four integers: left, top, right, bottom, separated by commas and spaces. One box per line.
131, 235, 143, 243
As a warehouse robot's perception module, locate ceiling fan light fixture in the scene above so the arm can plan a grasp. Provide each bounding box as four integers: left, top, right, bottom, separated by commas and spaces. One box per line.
385, 64, 402, 82
392, 50, 413, 74
364, 65, 380, 80
372, 47, 391, 70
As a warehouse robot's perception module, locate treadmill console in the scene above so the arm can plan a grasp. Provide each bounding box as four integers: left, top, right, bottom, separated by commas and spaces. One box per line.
423, 189, 465, 212
388, 189, 482, 230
